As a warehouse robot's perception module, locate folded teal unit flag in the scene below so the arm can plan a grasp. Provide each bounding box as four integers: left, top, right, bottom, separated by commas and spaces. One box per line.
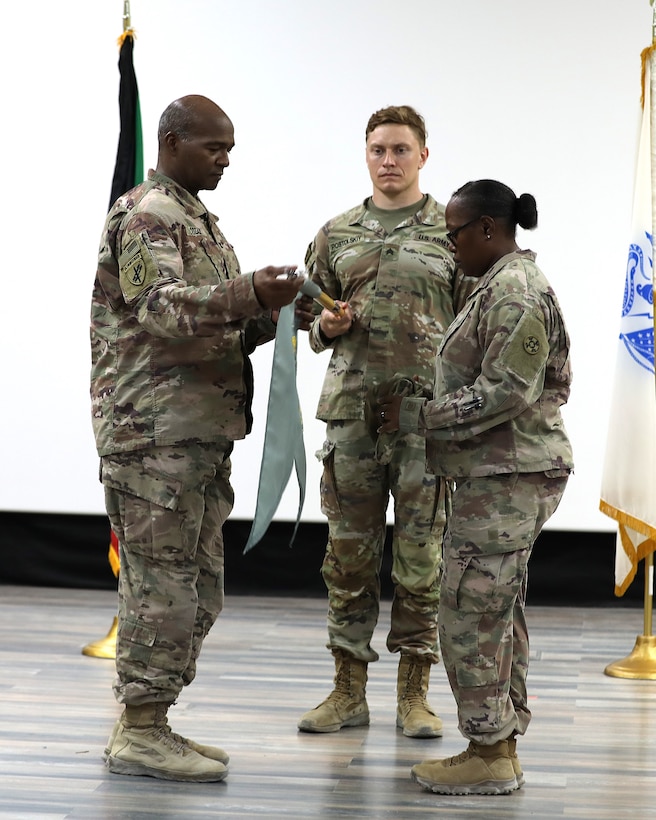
244, 300, 306, 552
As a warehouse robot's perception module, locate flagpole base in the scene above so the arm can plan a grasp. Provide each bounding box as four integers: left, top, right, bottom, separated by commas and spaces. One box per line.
604, 635, 656, 679
81, 616, 118, 659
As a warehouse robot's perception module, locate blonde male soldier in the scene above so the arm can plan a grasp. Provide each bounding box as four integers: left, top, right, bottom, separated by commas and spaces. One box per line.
299, 105, 470, 737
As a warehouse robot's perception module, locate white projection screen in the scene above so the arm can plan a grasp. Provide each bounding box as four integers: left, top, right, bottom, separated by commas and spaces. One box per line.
0, 0, 651, 533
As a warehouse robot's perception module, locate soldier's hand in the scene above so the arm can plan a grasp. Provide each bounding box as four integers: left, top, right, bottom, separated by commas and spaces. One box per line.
319, 301, 353, 339
377, 394, 402, 432
295, 294, 315, 332
253, 266, 304, 310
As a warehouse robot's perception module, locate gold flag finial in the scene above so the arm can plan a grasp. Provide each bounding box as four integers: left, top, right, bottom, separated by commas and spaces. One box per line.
123, 1, 132, 33
118, 1, 135, 47
641, 1, 656, 106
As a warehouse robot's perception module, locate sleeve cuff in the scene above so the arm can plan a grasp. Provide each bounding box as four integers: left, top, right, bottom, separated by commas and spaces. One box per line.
398, 397, 425, 433
309, 318, 335, 352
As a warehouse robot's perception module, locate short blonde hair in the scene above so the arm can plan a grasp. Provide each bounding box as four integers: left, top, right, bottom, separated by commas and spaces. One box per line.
365, 105, 427, 148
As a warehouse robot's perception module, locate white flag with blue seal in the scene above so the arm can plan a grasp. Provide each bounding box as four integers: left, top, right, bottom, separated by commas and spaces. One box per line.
600, 43, 656, 596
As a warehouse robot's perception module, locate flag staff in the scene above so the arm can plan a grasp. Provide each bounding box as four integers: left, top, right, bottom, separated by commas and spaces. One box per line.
605, 553, 656, 678
605, 1, 656, 680
82, 0, 140, 661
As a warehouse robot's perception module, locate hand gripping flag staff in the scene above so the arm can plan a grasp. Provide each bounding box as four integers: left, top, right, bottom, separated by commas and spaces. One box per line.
244, 276, 343, 552
82, 0, 143, 660
600, 2, 656, 680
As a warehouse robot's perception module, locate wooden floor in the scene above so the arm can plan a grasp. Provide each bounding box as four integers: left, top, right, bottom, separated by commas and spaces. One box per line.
2, 586, 656, 819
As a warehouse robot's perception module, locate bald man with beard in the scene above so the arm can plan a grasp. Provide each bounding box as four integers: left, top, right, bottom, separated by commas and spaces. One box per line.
91, 95, 309, 782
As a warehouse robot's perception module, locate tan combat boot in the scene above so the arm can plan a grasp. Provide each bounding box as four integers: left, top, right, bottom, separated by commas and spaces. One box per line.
507, 737, 524, 787
396, 654, 443, 738
106, 703, 229, 782
103, 704, 229, 765
411, 739, 519, 795
298, 649, 369, 732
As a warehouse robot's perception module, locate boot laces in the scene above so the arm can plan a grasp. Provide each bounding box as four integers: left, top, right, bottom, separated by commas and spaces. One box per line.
404, 693, 429, 710
324, 689, 356, 709
445, 747, 475, 768
168, 728, 192, 748
401, 663, 429, 710
333, 659, 356, 695
150, 702, 199, 753
323, 659, 360, 707
151, 725, 189, 756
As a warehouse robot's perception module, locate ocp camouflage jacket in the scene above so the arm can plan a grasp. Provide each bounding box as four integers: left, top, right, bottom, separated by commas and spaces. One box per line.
399, 250, 574, 477
90, 170, 274, 456
306, 195, 461, 421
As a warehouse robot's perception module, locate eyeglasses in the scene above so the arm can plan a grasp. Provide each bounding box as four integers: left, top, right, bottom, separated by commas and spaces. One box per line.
446, 217, 480, 245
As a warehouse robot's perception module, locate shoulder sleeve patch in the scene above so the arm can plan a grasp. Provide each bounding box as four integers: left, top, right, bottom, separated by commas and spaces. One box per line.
119, 234, 159, 303
499, 310, 548, 384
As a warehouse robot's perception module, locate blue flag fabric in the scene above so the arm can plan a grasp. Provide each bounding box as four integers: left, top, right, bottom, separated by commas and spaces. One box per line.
244, 301, 306, 552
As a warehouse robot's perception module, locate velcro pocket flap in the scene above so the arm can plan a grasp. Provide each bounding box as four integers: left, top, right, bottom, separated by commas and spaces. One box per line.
101, 460, 182, 511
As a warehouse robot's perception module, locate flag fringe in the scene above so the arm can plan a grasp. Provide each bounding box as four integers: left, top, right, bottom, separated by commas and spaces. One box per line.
599, 500, 656, 542
117, 28, 137, 48
601, 500, 656, 596
640, 43, 655, 107
108, 530, 120, 578
614, 524, 656, 597
108, 545, 120, 577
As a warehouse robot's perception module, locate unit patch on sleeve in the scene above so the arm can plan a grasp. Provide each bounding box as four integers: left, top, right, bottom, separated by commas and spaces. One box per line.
523, 335, 541, 355
119, 234, 159, 303
499, 310, 548, 384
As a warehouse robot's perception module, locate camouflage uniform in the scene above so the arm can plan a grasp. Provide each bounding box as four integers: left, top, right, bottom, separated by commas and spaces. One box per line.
399, 250, 574, 742
91, 170, 274, 705
306, 195, 462, 663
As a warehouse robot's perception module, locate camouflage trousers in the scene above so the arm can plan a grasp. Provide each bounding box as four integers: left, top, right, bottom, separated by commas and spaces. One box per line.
101, 440, 234, 705
317, 420, 445, 664
439, 471, 569, 743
